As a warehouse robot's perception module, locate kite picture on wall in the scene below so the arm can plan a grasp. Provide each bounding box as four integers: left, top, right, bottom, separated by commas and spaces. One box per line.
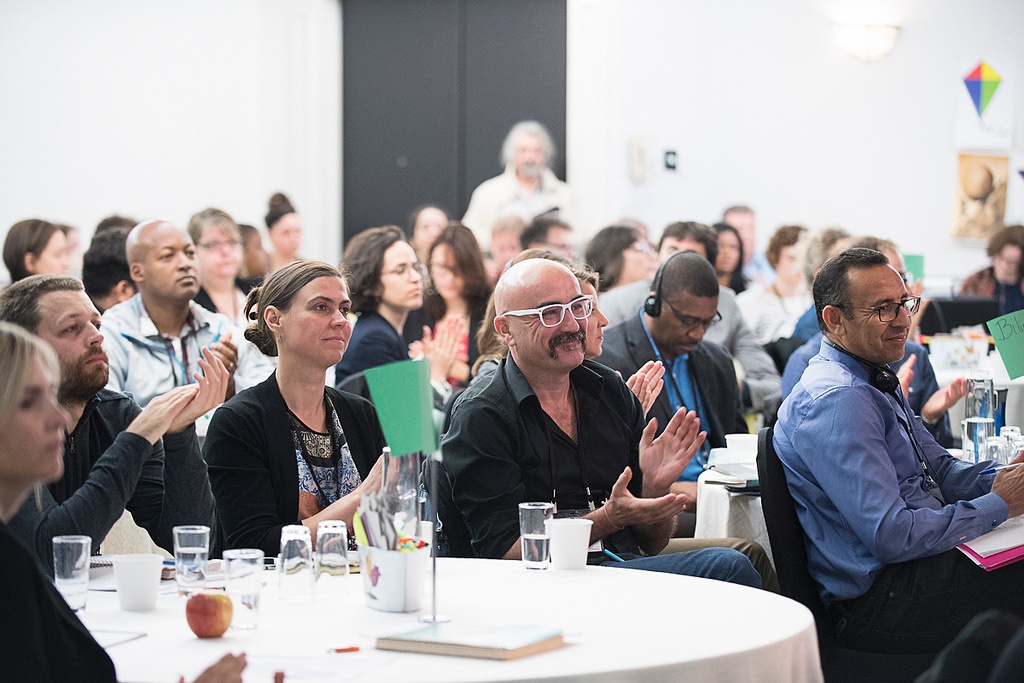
963, 62, 1002, 118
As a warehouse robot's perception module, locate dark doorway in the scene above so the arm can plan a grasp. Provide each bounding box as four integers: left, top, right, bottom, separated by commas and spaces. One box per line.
341, 0, 567, 247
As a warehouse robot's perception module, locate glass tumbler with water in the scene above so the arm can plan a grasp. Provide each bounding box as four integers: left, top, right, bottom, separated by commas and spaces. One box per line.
279, 524, 315, 600
315, 520, 349, 595
518, 502, 554, 570
52, 535, 91, 611
223, 548, 264, 630
963, 373, 996, 462
173, 525, 209, 596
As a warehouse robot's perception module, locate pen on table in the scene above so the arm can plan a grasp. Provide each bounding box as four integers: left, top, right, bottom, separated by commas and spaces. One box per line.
981, 463, 1024, 476
602, 548, 626, 563
327, 646, 360, 653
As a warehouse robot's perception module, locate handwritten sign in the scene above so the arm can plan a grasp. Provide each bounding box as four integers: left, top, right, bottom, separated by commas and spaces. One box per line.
364, 359, 437, 456
987, 311, 1024, 378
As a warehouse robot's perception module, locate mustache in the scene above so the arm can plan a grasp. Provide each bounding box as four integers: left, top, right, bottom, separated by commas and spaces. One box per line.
548, 330, 586, 359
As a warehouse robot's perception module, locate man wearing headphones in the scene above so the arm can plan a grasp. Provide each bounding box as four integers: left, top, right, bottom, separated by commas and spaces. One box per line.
774, 247, 1024, 655
596, 251, 747, 526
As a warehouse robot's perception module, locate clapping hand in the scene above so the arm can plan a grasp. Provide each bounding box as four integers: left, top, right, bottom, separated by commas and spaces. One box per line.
625, 360, 665, 416
601, 466, 688, 529
638, 408, 706, 495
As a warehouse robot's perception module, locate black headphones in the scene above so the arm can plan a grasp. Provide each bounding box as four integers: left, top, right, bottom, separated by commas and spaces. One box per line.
823, 338, 899, 393
644, 251, 689, 317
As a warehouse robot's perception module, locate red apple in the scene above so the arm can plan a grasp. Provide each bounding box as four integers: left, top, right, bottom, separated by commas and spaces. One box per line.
185, 591, 233, 638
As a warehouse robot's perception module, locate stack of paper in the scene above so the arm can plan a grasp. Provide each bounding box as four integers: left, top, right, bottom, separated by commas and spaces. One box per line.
958, 517, 1024, 571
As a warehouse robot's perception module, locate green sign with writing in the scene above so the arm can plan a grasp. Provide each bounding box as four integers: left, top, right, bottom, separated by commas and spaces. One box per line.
364, 359, 437, 455
988, 311, 1024, 379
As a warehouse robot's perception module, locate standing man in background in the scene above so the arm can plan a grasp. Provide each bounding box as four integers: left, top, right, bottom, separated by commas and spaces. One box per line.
462, 120, 575, 246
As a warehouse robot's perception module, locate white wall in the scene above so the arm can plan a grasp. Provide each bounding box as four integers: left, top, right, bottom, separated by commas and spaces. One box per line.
567, 0, 1024, 284
0, 0, 341, 277
3, 0, 1023, 286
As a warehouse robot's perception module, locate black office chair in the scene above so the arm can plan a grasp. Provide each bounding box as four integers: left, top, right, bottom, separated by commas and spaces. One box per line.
756, 426, 937, 683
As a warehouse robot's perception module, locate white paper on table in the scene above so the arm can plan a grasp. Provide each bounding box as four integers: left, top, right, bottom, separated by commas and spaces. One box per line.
962, 516, 1024, 557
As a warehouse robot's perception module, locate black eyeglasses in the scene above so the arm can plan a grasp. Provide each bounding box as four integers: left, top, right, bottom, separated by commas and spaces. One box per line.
855, 296, 922, 322
664, 300, 721, 333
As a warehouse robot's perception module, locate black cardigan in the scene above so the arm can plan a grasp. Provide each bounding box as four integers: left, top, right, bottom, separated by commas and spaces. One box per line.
204, 372, 385, 556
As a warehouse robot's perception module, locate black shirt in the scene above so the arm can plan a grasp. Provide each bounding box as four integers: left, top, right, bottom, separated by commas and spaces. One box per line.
441, 356, 646, 559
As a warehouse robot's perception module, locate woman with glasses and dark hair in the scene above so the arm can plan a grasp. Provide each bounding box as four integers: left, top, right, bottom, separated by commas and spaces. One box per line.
334, 226, 459, 393
585, 224, 659, 294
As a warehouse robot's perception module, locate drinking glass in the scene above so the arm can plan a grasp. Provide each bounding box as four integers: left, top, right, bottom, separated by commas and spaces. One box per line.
53, 535, 91, 611
279, 525, 314, 600
518, 502, 554, 570
173, 525, 210, 596
316, 521, 349, 596
223, 549, 264, 630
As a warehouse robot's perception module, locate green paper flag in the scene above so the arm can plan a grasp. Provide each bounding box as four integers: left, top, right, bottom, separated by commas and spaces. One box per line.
902, 254, 924, 286
364, 359, 438, 455
987, 312, 1024, 379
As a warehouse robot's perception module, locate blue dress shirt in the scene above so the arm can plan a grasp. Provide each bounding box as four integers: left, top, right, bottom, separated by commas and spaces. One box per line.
774, 339, 1007, 604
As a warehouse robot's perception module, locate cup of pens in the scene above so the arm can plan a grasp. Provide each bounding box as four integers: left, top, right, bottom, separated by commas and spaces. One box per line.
356, 543, 429, 612
354, 488, 430, 613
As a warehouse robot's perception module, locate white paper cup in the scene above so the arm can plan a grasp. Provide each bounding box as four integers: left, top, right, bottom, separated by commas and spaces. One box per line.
112, 554, 163, 611
357, 544, 429, 612
725, 433, 758, 454
545, 518, 593, 570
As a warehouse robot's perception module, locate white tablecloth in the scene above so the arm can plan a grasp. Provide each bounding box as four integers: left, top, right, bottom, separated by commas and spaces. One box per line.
81, 557, 820, 682
695, 470, 774, 568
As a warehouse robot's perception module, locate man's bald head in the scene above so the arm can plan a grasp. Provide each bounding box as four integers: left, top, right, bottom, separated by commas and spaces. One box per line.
494, 258, 580, 314
126, 220, 183, 264
125, 220, 200, 301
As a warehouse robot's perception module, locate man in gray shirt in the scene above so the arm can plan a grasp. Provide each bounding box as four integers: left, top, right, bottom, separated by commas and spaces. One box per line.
0, 275, 226, 571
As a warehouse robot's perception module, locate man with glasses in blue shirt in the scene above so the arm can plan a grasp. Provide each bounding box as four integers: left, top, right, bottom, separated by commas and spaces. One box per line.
441, 258, 760, 585
775, 247, 1024, 654
596, 251, 748, 527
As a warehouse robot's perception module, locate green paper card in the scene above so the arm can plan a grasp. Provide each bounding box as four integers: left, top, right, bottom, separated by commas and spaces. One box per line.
902, 254, 924, 286
364, 359, 437, 455
987, 312, 1024, 379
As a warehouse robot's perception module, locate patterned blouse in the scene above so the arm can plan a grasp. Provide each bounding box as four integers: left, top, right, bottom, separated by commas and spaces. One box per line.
288, 396, 362, 520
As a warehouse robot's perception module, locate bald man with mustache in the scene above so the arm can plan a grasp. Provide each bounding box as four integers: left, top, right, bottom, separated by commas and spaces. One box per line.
439, 258, 760, 585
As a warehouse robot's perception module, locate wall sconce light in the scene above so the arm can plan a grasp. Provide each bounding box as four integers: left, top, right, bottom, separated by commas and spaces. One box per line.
833, 23, 901, 62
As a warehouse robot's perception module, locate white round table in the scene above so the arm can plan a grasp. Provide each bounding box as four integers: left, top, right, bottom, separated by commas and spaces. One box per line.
81, 557, 822, 682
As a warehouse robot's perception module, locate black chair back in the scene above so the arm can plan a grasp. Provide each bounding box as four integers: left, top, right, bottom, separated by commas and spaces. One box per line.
756, 426, 936, 682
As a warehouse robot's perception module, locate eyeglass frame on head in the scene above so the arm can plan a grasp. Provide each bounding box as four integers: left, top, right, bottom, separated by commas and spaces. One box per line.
663, 299, 722, 333
501, 294, 594, 328
846, 295, 922, 323
382, 262, 428, 279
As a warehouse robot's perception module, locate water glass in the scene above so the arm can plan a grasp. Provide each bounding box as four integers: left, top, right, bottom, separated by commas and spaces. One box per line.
985, 436, 1009, 466
173, 525, 210, 596
315, 521, 349, 595
53, 535, 91, 611
963, 418, 997, 463
223, 549, 264, 630
279, 525, 314, 601
518, 502, 554, 570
